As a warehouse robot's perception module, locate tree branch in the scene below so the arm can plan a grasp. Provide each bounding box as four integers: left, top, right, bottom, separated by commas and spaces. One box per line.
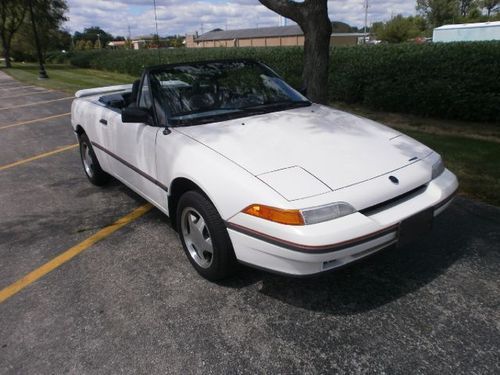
258, 0, 305, 24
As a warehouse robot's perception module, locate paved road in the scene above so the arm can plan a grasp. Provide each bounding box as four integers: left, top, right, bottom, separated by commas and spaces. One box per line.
0, 70, 499, 374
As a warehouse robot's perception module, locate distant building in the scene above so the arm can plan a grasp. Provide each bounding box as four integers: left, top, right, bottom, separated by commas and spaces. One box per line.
108, 40, 127, 49
433, 21, 500, 42
132, 40, 147, 50
186, 25, 367, 48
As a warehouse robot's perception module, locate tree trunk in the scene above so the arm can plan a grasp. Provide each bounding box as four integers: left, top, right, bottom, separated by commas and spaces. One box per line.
301, 12, 331, 103
258, 0, 332, 104
4, 49, 11, 68
2, 42, 11, 68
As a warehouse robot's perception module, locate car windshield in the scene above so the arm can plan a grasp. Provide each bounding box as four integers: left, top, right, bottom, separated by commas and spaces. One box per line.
148, 60, 310, 126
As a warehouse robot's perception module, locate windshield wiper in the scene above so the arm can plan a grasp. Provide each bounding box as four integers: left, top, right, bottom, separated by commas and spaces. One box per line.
170, 101, 311, 127
241, 100, 311, 114
171, 112, 242, 126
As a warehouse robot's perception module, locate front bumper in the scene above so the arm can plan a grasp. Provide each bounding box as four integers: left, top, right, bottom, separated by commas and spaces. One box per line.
226, 169, 458, 276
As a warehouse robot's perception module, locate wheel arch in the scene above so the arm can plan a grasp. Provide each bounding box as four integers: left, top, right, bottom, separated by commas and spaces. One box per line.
168, 177, 212, 231
75, 124, 85, 138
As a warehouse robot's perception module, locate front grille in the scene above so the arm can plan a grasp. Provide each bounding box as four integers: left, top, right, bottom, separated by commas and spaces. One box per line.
360, 185, 427, 216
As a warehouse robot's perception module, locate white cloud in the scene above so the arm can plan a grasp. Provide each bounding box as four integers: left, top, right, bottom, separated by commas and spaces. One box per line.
65, 0, 417, 37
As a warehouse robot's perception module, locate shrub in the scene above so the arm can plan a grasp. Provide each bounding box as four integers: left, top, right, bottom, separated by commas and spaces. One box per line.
69, 42, 500, 122
69, 48, 304, 88
329, 42, 500, 122
45, 51, 73, 64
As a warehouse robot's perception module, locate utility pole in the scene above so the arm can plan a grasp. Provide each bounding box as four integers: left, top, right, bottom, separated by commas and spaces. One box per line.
363, 0, 369, 44
127, 25, 132, 49
28, 0, 48, 79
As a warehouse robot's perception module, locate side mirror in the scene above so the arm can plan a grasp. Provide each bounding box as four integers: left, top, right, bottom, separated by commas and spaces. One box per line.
122, 107, 151, 124
299, 86, 308, 97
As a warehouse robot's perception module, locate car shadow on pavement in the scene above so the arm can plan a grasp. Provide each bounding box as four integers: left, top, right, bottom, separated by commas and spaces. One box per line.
223, 198, 499, 315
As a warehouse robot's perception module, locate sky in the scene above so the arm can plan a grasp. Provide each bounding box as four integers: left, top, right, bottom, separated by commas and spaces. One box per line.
65, 0, 417, 38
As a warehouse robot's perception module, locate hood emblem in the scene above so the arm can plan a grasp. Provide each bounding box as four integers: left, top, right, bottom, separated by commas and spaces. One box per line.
389, 176, 399, 184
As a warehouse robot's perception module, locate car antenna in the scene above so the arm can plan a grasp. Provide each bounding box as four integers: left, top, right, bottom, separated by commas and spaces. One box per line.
153, 0, 161, 65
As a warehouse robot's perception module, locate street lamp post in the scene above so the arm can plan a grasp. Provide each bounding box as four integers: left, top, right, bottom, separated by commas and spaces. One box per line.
28, 0, 48, 79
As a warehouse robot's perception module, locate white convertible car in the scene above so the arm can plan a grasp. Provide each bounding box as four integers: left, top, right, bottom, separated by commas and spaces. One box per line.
71, 59, 458, 280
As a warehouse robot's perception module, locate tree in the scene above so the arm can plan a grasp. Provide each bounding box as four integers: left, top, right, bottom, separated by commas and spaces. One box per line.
74, 26, 113, 47
481, 0, 499, 16
258, 0, 332, 104
416, 0, 459, 27
459, 0, 478, 17
331, 21, 356, 33
7, 0, 67, 65
0, 0, 27, 68
150, 33, 160, 48
74, 39, 85, 50
373, 15, 422, 43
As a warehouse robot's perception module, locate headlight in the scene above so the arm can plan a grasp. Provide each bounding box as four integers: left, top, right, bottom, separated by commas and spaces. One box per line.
431, 156, 445, 179
300, 202, 356, 225
242, 202, 356, 226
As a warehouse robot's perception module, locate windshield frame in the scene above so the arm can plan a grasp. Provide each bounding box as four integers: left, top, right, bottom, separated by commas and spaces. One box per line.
144, 59, 311, 128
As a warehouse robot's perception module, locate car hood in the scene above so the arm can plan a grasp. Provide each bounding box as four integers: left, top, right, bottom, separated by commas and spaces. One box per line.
176, 104, 432, 197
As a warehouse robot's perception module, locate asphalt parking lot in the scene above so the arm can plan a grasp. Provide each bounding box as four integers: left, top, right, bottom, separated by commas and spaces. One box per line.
0, 70, 499, 374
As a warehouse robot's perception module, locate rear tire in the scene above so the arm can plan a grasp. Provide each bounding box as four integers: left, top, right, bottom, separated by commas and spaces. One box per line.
79, 133, 110, 186
177, 191, 237, 281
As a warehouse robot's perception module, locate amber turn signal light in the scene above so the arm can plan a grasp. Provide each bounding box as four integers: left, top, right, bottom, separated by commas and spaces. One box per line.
242, 204, 305, 225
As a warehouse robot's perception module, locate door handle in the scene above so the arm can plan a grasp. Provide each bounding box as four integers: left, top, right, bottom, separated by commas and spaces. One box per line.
99, 119, 107, 125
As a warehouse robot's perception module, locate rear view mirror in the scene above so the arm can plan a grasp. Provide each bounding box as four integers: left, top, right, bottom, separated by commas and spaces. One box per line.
122, 107, 151, 124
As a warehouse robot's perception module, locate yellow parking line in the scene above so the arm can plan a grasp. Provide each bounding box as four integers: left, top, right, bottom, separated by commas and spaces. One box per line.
0, 203, 153, 303
0, 96, 73, 110
0, 144, 78, 172
0, 112, 71, 130
0, 90, 54, 99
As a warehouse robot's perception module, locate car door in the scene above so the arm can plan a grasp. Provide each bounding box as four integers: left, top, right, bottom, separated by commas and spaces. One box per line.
81, 102, 114, 172
105, 75, 168, 211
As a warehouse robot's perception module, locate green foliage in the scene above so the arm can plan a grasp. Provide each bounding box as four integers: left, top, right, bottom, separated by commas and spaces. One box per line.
372, 15, 424, 43
480, 0, 499, 16
329, 42, 500, 122
416, 0, 499, 26
69, 42, 500, 122
0, 0, 28, 66
11, 25, 71, 61
31, 0, 68, 49
45, 50, 72, 63
5, 0, 68, 63
416, 0, 459, 27
73, 26, 113, 47
69, 47, 305, 88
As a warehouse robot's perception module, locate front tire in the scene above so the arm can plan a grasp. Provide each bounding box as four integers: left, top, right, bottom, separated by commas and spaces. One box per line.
177, 191, 237, 281
79, 133, 110, 186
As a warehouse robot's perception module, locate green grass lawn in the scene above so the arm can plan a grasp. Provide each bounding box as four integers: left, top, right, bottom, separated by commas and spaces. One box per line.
2, 63, 499, 206
404, 130, 500, 206
2, 63, 136, 95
